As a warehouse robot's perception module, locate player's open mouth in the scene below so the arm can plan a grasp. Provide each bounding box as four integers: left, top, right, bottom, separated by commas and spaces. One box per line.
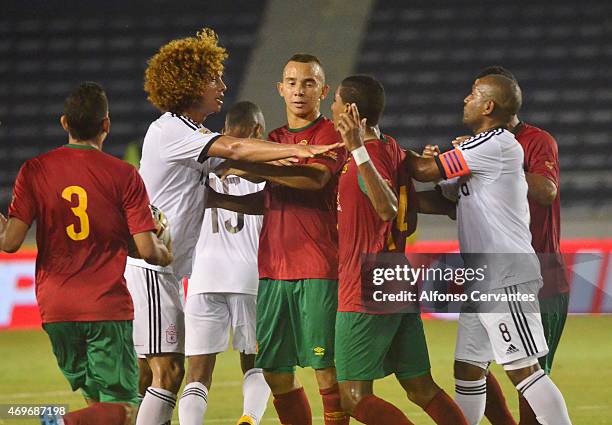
216, 97, 224, 105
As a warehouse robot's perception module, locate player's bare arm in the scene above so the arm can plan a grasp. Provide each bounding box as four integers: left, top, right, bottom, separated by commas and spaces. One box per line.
405, 150, 444, 182
204, 184, 265, 215
0, 214, 29, 253
215, 160, 331, 191
131, 231, 173, 267
208, 135, 341, 164
406, 141, 474, 183
416, 191, 456, 220
526, 172, 557, 206
338, 104, 398, 221
214, 163, 264, 183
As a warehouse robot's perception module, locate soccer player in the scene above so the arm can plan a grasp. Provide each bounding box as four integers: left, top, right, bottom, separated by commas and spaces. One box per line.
0, 82, 172, 425
469, 66, 569, 425
211, 54, 349, 425
178, 101, 271, 425
332, 76, 468, 425
408, 75, 572, 425
127, 32, 341, 425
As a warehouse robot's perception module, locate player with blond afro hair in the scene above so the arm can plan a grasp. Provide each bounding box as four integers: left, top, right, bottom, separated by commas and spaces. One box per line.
145, 28, 227, 114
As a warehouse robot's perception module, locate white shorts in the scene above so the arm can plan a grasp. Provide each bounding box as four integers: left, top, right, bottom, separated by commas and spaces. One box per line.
184, 293, 257, 356
125, 264, 185, 356
455, 281, 549, 366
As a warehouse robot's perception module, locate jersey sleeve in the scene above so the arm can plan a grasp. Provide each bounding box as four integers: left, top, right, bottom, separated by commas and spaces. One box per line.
435, 135, 503, 182
123, 166, 157, 235
160, 127, 222, 164
524, 131, 559, 188
306, 124, 347, 175
437, 177, 461, 202
8, 161, 36, 226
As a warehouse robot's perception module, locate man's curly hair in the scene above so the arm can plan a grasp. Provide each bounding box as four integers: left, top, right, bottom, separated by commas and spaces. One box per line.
144, 28, 228, 113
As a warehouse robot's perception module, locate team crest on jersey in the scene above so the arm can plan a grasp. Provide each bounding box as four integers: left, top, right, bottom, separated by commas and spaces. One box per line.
166, 324, 178, 344
545, 160, 554, 170
298, 139, 309, 145
313, 346, 325, 356
199, 128, 212, 135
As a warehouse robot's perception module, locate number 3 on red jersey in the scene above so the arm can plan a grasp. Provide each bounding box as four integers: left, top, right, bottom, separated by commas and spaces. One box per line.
61, 185, 90, 241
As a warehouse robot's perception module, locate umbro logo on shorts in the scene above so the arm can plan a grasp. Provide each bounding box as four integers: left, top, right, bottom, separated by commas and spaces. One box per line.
314, 346, 325, 356
506, 344, 520, 355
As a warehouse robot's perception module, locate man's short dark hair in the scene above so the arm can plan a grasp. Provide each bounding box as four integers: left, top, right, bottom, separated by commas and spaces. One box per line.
225, 101, 263, 129
287, 53, 322, 66
339, 75, 385, 126
64, 82, 108, 140
476, 66, 518, 83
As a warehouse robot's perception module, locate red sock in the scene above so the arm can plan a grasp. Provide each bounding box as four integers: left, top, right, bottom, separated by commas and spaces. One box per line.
320, 384, 349, 424
273, 387, 312, 425
519, 394, 540, 425
424, 389, 469, 425
63, 402, 126, 425
352, 394, 414, 425
484, 372, 517, 425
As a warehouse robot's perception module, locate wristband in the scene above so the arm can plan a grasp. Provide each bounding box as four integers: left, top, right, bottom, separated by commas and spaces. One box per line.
351, 146, 370, 166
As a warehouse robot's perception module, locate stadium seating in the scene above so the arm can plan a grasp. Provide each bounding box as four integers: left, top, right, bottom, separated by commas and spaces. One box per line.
357, 0, 612, 207
1, 0, 609, 211
0, 0, 266, 212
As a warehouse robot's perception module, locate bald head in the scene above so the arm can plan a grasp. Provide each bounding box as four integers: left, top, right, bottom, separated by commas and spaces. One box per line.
224, 101, 265, 139
475, 75, 522, 118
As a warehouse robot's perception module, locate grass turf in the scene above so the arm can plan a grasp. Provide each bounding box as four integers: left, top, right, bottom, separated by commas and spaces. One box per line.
0, 315, 610, 424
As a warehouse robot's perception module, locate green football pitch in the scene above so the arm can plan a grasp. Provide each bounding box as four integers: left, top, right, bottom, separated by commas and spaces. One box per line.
1, 315, 610, 424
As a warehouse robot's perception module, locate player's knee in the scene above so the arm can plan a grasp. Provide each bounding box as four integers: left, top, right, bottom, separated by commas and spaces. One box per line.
185, 354, 216, 388
314, 367, 338, 389
137, 361, 153, 395
339, 385, 362, 415
400, 374, 440, 408
504, 356, 541, 386
454, 359, 488, 380
240, 353, 256, 375
263, 371, 297, 394
155, 357, 185, 392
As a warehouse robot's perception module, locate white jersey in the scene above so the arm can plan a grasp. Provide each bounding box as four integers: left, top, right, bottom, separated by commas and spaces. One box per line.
127, 112, 223, 280
438, 128, 541, 288
188, 174, 264, 296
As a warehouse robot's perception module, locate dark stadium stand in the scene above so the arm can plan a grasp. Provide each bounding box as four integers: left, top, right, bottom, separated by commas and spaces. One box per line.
357, 0, 612, 207
0, 0, 266, 212
1, 0, 610, 211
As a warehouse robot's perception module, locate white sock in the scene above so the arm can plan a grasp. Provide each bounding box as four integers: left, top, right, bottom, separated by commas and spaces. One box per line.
517, 370, 572, 425
136, 387, 176, 425
454, 378, 486, 425
178, 382, 209, 425
242, 368, 271, 424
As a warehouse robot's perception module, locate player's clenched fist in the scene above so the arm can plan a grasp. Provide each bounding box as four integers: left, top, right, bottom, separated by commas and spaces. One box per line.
129, 204, 172, 260
422, 144, 440, 158
150, 204, 171, 249
337, 103, 366, 152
